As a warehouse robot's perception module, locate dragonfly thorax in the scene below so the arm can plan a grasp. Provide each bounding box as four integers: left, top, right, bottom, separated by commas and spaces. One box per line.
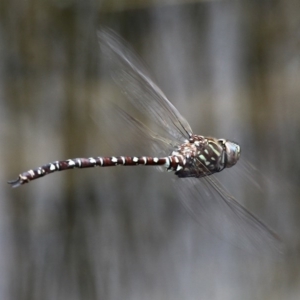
171, 135, 240, 178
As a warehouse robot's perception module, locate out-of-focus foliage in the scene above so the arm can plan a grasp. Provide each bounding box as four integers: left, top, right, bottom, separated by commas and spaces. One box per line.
1, 0, 300, 299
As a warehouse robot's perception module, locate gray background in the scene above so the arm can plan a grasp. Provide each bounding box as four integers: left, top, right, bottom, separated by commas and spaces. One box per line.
1, 0, 300, 299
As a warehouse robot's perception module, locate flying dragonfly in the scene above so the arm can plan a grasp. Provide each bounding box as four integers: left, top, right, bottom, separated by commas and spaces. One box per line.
8, 29, 282, 255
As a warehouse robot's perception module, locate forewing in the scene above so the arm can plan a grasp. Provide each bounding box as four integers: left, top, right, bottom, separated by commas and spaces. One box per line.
98, 29, 193, 144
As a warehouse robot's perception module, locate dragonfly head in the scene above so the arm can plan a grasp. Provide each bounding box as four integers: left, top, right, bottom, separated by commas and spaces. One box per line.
218, 139, 241, 168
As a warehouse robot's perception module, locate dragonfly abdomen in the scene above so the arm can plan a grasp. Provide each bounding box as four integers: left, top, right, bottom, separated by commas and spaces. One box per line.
7, 155, 187, 188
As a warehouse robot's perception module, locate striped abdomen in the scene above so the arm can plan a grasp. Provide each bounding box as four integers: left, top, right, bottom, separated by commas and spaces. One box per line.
7, 156, 186, 188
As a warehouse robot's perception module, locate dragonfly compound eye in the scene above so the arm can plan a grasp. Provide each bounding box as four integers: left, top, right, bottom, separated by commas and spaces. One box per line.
224, 141, 241, 168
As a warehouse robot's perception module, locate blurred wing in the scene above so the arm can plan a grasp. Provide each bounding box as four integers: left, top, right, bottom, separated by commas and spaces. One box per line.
98, 29, 284, 256
176, 176, 284, 256
98, 29, 193, 144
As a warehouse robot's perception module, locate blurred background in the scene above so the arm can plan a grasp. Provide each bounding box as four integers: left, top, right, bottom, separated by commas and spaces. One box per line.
1, 0, 300, 299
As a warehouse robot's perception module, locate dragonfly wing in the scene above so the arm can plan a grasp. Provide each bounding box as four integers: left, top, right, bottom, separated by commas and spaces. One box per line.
175, 176, 284, 256
98, 29, 193, 143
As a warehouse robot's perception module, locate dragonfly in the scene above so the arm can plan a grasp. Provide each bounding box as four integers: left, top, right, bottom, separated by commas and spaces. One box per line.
8, 29, 282, 254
